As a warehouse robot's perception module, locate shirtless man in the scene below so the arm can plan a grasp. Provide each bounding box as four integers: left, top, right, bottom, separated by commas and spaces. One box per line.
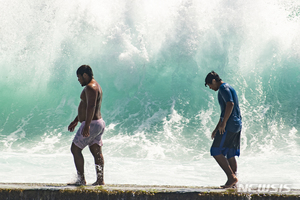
68, 65, 105, 186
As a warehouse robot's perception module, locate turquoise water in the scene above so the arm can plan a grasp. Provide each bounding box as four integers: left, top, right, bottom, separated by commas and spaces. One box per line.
1, 0, 300, 187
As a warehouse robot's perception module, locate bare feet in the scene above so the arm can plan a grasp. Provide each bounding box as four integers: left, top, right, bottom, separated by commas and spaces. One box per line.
67, 175, 86, 186
220, 184, 236, 188
92, 180, 105, 186
220, 176, 238, 188
67, 179, 86, 186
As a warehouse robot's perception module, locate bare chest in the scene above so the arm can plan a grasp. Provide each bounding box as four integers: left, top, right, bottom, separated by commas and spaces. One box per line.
80, 89, 86, 102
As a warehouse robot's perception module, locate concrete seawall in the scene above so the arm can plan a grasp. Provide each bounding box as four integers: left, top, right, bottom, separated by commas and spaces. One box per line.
0, 183, 299, 200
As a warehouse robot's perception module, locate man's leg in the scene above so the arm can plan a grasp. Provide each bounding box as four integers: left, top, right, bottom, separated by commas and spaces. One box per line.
213, 154, 238, 188
89, 143, 104, 185
228, 156, 237, 175
70, 143, 86, 185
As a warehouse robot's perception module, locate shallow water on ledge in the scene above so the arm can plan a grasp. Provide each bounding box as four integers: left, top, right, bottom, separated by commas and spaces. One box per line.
1, 0, 300, 190
1, 152, 299, 189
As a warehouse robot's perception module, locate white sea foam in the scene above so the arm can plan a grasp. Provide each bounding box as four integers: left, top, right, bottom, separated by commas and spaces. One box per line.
0, 0, 300, 187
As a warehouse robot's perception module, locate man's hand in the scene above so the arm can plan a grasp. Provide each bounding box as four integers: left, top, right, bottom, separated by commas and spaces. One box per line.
211, 130, 217, 139
218, 121, 226, 135
68, 120, 78, 132
81, 124, 90, 137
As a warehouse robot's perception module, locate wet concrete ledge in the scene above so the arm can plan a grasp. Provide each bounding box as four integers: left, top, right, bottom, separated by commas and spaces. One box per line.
0, 183, 299, 200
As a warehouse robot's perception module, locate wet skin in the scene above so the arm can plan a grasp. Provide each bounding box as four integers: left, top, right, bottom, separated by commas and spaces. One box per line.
207, 79, 238, 188
68, 73, 104, 185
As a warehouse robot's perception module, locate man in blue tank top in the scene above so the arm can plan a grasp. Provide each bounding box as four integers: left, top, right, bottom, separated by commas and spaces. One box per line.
205, 71, 242, 188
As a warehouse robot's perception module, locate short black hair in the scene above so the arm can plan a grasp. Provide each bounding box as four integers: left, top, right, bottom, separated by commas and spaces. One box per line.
77, 65, 93, 78
205, 71, 222, 87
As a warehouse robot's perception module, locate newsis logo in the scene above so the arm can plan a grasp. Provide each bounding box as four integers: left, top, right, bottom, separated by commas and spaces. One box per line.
237, 183, 292, 193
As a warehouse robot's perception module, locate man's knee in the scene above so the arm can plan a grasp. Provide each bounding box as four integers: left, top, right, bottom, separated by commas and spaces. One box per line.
227, 156, 236, 162
89, 144, 102, 154
71, 143, 82, 155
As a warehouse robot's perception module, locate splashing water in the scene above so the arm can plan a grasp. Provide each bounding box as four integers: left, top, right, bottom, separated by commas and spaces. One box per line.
0, 0, 300, 187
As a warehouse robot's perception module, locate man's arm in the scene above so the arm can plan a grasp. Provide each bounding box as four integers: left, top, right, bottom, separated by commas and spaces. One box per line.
82, 85, 97, 137
211, 118, 222, 139
218, 101, 234, 134
68, 116, 79, 132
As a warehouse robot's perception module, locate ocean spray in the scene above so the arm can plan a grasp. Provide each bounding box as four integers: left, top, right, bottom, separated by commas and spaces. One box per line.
0, 0, 300, 186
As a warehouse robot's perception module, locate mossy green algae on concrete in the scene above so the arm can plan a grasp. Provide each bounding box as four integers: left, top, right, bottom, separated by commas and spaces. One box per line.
0, 187, 300, 200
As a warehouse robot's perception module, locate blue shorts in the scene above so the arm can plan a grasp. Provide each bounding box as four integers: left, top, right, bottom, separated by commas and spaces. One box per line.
210, 130, 241, 159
